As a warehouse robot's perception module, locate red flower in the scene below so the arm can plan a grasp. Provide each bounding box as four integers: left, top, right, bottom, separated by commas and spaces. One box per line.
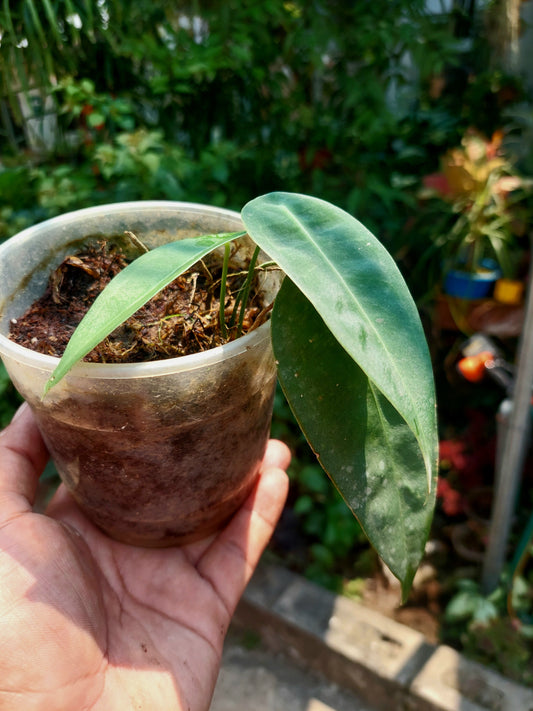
422, 172, 452, 197
437, 477, 464, 516
439, 439, 468, 471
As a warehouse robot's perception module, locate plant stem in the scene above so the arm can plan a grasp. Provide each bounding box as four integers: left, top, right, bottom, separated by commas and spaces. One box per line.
124, 230, 150, 254
219, 242, 231, 339
236, 245, 260, 337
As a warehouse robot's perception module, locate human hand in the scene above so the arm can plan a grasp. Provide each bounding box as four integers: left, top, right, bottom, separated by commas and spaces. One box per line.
0, 403, 290, 711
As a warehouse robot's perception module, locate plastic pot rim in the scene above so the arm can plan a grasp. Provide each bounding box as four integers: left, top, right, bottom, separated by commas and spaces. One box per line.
0, 320, 272, 381
1, 199, 245, 245
0, 199, 275, 381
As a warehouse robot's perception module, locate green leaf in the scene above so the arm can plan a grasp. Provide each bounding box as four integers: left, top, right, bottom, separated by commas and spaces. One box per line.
472, 598, 499, 624
242, 192, 438, 492
44, 231, 244, 394
40, 0, 64, 46
86, 111, 106, 128
445, 590, 481, 623
25, 0, 55, 78
272, 280, 435, 597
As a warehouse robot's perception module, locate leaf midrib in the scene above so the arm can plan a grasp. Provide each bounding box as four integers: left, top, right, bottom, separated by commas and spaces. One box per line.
276, 205, 423, 445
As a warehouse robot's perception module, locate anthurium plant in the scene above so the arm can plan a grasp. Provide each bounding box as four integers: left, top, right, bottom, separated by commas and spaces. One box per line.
44, 192, 438, 598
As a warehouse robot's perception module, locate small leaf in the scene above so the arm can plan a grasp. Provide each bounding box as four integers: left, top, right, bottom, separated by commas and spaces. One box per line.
44, 231, 244, 394
472, 598, 499, 624
86, 111, 106, 128
445, 591, 481, 622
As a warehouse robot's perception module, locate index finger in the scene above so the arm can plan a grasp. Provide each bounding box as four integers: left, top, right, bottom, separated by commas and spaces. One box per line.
0, 403, 50, 512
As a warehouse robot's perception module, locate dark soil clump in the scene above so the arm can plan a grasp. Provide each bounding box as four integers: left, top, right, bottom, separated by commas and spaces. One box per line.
9, 239, 268, 362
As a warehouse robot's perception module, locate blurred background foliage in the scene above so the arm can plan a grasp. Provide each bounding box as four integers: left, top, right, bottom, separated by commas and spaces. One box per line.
1, 0, 533, 682
2, 1, 530, 235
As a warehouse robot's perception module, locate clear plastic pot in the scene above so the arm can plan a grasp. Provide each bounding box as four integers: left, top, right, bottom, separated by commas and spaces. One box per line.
0, 202, 279, 546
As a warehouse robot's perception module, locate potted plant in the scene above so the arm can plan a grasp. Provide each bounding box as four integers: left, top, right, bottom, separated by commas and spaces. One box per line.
420, 130, 530, 300
0, 193, 438, 598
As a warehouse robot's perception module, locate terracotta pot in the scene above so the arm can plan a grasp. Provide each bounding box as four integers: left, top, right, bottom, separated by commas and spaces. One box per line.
0, 202, 280, 546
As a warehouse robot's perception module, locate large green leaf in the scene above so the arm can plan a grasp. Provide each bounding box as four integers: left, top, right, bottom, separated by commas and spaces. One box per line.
273, 279, 435, 598
44, 231, 243, 394
242, 192, 438, 490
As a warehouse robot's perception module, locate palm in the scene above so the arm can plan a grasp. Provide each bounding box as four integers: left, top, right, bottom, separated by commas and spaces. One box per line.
0, 405, 289, 711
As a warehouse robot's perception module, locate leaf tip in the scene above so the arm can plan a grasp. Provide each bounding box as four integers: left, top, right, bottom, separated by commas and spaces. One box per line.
42, 367, 63, 399
42, 377, 54, 400
400, 575, 415, 605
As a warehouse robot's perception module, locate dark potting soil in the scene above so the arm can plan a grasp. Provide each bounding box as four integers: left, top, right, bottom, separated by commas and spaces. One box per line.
9, 239, 269, 362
